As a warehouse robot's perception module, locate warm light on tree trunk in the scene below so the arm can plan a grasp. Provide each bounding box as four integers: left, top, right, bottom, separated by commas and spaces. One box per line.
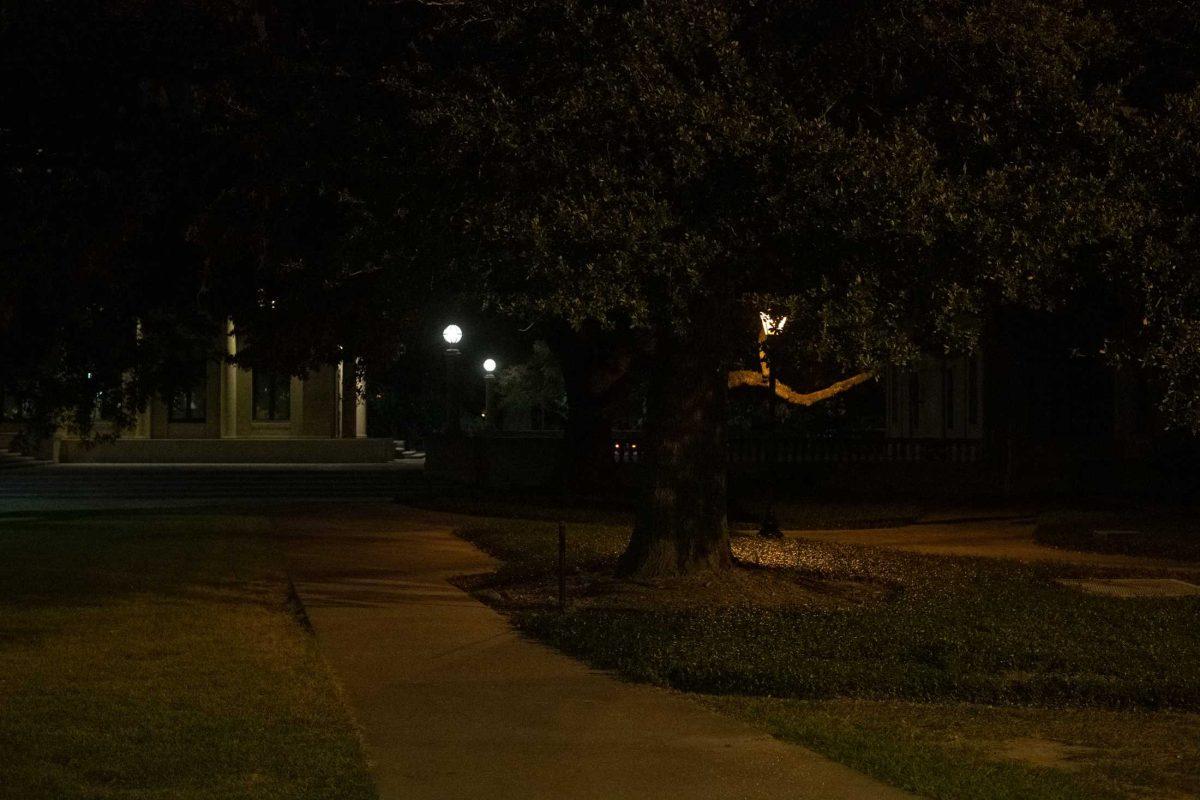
727, 369, 875, 406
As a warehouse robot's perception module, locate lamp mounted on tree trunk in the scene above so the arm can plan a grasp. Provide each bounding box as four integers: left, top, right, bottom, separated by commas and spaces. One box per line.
757, 312, 787, 539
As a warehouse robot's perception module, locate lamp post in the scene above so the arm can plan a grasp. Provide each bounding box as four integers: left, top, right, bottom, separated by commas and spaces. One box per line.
758, 311, 788, 539
482, 358, 498, 427
443, 324, 463, 434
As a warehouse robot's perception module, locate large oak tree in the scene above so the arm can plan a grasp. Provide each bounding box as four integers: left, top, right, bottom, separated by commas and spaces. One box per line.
390, 0, 1200, 576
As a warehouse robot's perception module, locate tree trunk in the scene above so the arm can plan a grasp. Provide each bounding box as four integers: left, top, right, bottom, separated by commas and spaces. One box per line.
617, 332, 732, 578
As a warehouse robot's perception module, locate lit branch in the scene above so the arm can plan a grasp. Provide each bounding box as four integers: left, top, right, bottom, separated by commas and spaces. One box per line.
727, 369, 875, 406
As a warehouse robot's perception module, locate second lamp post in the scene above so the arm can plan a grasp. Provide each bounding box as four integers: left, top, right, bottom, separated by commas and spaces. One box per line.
443, 324, 463, 434
482, 357, 498, 426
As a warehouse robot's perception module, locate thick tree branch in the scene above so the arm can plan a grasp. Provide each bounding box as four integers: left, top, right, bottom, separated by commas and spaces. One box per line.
728, 369, 875, 406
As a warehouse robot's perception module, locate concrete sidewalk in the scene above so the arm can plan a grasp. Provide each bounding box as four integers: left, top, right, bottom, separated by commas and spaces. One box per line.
282, 507, 913, 800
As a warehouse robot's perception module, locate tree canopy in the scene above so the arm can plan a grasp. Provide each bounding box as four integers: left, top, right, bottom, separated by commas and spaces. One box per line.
397, 0, 1199, 403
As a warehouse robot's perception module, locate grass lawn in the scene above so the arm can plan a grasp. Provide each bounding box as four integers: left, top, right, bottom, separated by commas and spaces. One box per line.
707, 697, 1200, 800
1035, 508, 1200, 562
415, 490, 925, 531
0, 511, 375, 800
455, 512, 1200, 800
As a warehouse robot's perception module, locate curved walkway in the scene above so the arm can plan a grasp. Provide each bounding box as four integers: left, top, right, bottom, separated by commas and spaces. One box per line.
788, 512, 1198, 572
281, 506, 913, 800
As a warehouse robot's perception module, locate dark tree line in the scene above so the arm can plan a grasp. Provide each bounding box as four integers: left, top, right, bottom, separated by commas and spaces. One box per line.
1, 2, 427, 436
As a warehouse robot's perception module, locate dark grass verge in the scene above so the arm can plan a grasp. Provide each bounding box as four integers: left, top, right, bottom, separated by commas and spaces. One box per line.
1034, 509, 1200, 562
414, 490, 925, 531
407, 491, 635, 525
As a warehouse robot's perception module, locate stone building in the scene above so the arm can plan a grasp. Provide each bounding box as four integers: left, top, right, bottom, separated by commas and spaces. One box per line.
884, 353, 985, 441
1, 323, 391, 463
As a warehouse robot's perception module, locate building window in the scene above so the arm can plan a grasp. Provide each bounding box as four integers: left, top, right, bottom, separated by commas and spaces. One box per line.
169, 376, 207, 422
943, 366, 955, 431
967, 358, 979, 426
907, 372, 921, 434
253, 372, 291, 421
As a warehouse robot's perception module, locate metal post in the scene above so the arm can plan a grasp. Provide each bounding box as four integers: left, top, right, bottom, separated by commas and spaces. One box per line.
484, 371, 496, 428
759, 341, 782, 538
557, 521, 567, 611
444, 347, 462, 434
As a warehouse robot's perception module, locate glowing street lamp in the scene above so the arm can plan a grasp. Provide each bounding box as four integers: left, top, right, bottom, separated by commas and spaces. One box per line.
482, 358, 498, 426
759, 312, 788, 338
443, 324, 463, 434
758, 311, 786, 539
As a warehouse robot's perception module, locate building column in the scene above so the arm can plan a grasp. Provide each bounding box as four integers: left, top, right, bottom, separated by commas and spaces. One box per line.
335, 361, 344, 438
340, 362, 357, 441
131, 406, 152, 439
355, 373, 367, 438
290, 375, 304, 435
130, 318, 151, 439
220, 319, 238, 438
340, 358, 367, 438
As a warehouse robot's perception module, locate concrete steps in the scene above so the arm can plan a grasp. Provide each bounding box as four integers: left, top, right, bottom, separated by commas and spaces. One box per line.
0, 449, 51, 471
0, 463, 429, 500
